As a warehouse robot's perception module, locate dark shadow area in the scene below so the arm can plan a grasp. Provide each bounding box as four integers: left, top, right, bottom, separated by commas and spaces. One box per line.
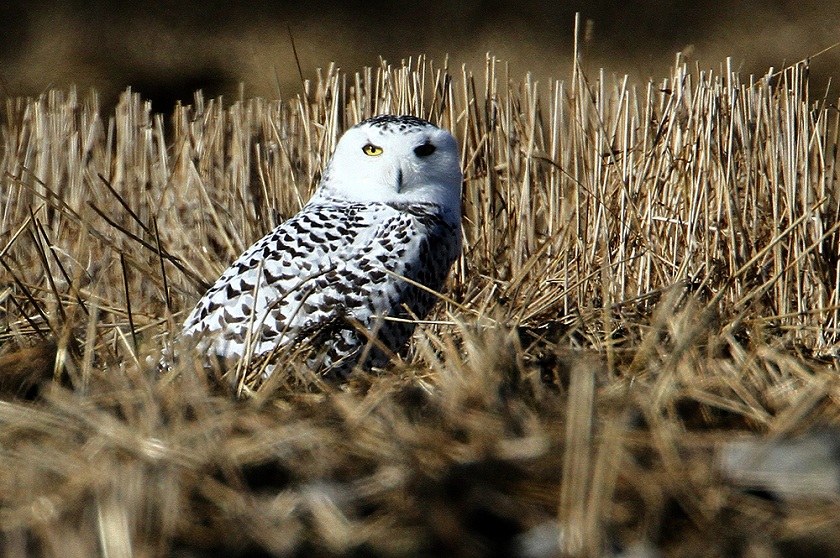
1, 1, 838, 108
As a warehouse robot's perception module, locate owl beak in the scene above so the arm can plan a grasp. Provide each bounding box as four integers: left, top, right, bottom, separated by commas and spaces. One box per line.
396, 168, 404, 193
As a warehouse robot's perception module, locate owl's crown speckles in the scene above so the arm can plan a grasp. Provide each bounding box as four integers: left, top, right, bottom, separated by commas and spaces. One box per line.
355, 114, 433, 132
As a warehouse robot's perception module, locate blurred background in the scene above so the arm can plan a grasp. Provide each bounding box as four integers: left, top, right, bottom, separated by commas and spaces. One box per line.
1, 0, 839, 112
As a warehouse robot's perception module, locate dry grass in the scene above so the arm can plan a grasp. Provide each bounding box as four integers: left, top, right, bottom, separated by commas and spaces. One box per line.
2, 46, 840, 556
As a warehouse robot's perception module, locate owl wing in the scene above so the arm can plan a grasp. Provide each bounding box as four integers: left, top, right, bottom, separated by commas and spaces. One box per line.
180, 201, 405, 357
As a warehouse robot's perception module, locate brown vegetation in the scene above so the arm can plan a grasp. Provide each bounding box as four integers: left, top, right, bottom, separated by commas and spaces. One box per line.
1, 50, 840, 556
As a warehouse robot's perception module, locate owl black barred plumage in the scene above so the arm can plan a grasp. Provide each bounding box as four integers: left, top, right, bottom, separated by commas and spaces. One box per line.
180, 115, 462, 379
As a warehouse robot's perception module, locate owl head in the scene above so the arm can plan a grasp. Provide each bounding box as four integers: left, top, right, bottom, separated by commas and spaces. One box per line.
314, 115, 462, 218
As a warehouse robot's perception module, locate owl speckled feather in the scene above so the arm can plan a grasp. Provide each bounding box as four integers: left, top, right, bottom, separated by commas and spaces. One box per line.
180, 115, 462, 378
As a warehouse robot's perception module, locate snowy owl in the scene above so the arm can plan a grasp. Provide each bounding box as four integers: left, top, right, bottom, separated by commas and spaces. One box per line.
180, 115, 462, 379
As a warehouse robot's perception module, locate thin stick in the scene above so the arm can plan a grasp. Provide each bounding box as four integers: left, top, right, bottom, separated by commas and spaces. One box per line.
120, 253, 138, 354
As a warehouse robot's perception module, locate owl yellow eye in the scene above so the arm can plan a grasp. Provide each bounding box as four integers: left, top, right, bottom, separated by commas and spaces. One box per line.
362, 143, 383, 156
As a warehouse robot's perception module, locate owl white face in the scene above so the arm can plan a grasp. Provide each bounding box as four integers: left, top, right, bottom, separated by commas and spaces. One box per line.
316, 116, 462, 215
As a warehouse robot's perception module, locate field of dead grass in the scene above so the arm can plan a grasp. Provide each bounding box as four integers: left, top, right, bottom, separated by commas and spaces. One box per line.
2, 49, 840, 557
